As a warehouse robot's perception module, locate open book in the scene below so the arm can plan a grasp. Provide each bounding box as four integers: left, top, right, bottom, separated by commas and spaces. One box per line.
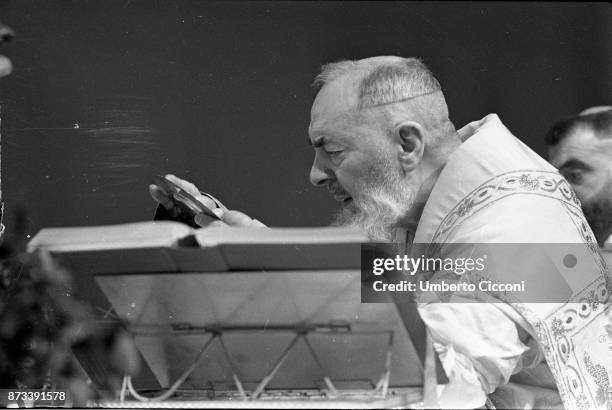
28, 221, 368, 274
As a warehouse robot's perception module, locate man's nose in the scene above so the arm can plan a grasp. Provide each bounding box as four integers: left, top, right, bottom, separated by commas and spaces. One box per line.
309, 156, 331, 187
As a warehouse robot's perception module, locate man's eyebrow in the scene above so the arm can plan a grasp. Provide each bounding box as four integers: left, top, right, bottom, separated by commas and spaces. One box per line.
558, 158, 592, 171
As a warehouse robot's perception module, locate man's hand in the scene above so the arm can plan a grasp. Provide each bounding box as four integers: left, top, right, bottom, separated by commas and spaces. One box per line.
149, 174, 266, 228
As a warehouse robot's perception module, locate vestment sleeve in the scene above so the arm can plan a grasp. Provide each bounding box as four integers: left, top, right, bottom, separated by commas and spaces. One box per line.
418, 301, 531, 408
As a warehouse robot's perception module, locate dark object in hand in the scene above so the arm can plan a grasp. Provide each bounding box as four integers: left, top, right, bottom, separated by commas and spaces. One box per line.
152, 175, 220, 228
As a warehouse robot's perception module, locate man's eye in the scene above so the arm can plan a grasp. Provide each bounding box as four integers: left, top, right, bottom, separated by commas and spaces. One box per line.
563, 169, 584, 184
326, 150, 343, 159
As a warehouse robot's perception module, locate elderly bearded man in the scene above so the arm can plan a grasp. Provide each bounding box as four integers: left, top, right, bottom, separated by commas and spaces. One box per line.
151, 57, 611, 409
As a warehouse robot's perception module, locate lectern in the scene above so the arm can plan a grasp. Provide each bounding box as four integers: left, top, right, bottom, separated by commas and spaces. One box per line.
29, 222, 442, 408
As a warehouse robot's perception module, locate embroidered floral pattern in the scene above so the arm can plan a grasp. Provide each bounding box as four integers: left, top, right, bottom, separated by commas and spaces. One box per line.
518, 173, 540, 190
585, 290, 600, 311
584, 352, 610, 405
455, 199, 474, 217
551, 317, 566, 340
432, 171, 581, 243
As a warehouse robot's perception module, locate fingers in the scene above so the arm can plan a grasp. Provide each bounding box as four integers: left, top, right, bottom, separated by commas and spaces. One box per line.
220, 210, 267, 228
163, 174, 219, 209
150, 174, 264, 229
194, 213, 225, 227
165, 174, 200, 197
150, 174, 217, 211
195, 194, 218, 210
149, 184, 175, 212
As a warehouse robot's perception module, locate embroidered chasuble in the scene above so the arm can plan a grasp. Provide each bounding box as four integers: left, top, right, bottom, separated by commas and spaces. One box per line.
411, 114, 611, 409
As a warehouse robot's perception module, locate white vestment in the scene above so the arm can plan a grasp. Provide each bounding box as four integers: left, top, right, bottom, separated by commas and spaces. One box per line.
413, 114, 611, 409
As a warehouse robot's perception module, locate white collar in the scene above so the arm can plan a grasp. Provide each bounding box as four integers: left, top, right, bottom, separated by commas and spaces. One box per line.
413, 114, 555, 243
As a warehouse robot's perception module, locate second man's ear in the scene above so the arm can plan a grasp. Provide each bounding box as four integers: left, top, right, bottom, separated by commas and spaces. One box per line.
395, 121, 425, 172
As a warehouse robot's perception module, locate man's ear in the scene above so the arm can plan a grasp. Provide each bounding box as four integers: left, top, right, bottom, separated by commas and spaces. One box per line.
395, 121, 425, 173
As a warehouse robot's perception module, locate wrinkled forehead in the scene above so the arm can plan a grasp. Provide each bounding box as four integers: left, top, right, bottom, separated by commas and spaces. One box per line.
309, 75, 362, 132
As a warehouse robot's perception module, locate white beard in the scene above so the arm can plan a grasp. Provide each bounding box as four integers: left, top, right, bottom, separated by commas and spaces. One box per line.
331, 165, 414, 242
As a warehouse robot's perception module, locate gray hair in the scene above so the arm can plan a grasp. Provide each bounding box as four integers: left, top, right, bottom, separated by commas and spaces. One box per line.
313, 56, 442, 109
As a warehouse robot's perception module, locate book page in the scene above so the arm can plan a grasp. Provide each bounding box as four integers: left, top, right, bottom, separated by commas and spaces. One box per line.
27, 221, 193, 252
194, 226, 367, 247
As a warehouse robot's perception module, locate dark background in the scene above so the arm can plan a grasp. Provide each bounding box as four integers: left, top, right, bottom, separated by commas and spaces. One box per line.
0, 1, 610, 237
